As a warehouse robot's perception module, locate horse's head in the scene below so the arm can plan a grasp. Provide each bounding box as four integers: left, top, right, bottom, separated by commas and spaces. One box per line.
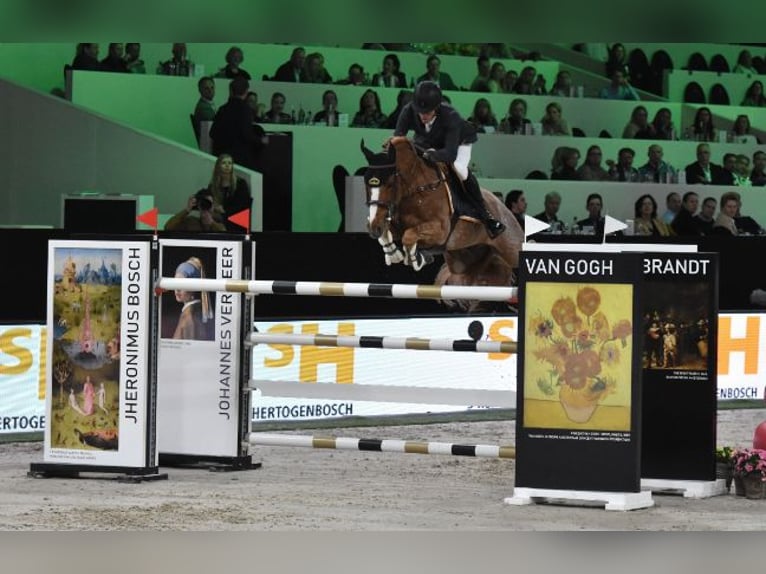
361, 139, 398, 239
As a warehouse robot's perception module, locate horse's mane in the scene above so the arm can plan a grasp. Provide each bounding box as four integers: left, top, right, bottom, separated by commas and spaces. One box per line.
390, 137, 440, 191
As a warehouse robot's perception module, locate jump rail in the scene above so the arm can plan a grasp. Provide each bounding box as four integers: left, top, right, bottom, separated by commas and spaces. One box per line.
250, 433, 516, 459
247, 332, 517, 354
156, 278, 518, 302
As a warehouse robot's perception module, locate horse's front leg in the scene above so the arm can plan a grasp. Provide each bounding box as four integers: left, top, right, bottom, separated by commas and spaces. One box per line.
401, 224, 446, 272
378, 228, 404, 266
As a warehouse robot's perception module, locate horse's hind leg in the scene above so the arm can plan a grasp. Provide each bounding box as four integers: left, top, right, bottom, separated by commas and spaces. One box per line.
378, 229, 404, 266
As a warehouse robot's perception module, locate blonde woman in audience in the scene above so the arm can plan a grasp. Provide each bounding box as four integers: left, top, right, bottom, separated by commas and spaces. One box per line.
550, 146, 580, 180
541, 102, 572, 136
549, 70, 574, 97
622, 105, 656, 139
634, 194, 674, 237
734, 49, 759, 75
487, 62, 508, 93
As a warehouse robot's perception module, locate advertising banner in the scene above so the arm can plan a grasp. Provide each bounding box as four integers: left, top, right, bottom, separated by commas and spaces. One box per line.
640, 253, 718, 481
251, 315, 518, 421
0, 324, 46, 434
515, 252, 643, 493
157, 239, 244, 458
44, 240, 152, 467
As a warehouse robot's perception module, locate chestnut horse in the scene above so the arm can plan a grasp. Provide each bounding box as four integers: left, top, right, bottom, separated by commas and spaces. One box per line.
362, 137, 524, 311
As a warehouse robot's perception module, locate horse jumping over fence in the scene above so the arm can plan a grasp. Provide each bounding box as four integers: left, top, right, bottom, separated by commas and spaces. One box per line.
362, 137, 524, 311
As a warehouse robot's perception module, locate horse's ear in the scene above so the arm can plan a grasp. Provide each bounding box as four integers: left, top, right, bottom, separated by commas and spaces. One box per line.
360, 139, 376, 163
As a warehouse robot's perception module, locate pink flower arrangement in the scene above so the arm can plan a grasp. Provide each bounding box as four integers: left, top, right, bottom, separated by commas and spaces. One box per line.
732, 448, 766, 481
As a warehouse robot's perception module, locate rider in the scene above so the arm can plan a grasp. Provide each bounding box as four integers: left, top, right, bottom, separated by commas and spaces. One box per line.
392, 81, 506, 238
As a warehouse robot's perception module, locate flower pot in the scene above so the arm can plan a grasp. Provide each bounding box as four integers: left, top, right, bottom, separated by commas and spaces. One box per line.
742, 474, 766, 500
734, 474, 746, 497
716, 462, 733, 491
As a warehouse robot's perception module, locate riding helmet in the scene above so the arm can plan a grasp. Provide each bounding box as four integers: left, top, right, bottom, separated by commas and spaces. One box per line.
412, 81, 442, 113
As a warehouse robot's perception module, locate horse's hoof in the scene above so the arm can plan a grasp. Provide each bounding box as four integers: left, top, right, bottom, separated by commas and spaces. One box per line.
390, 251, 405, 264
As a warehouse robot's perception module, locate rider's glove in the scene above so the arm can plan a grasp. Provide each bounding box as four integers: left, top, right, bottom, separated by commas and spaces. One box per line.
423, 149, 437, 162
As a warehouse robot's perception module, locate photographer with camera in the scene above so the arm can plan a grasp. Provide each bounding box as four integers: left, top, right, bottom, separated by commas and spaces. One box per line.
164, 189, 227, 232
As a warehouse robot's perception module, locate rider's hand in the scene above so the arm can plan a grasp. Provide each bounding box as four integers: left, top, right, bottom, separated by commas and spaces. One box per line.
423, 148, 437, 162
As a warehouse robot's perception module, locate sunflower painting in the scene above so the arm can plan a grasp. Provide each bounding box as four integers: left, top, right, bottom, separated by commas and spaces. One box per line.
523, 282, 634, 431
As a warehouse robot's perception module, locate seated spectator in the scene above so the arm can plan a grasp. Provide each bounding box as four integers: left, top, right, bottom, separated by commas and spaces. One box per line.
487, 62, 508, 93
722, 153, 738, 185
712, 191, 740, 235
686, 106, 716, 142
502, 70, 518, 93
734, 195, 764, 234
549, 70, 574, 97
734, 154, 752, 186
467, 98, 498, 134
351, 89, 387, 128
124, 43, 145, 74
336, 63, 367, 86
671, 191, 701, 236
541, 102, 572, 136
498, 98, 531, 135
272, 47, 306, 82
684, 143, 731, 185
622, 105, 656, 139
193, 76, 217, 127
416, 55, 458, 91
209, 78, 266, 169
634, 194, 673, 236
533, 191, 563, 229
577, 145, 610, 181
577, 193, 606, 236
164, 189, 226, 232
469, 56, 491, 92
637, 144, 677, 183
599, 66, 640, 100
661, 191, 682, 224
651, 107, 677, 140
262, 92, 294, 124
245, 91, 263, 122
100, 43, 128, 73
605, 43, 628, 78
313, 90, 341, 127
504, 189, 526, 230
734, 49, 759, 75
729, 114, 761, 144
382, 90, 413, 129
158, 43, 193, 76
302, 52, 333, 84
205, 153, 252, 233
741, 80, 766, 107
751, 151, 766, 186
216, 46, 251, 80
693, 196, 717, 235
372, 53, 408, 88
550, 146, 580, 180
607, 147, 640, 182
71, 43, 100, 71
513, 66, 544, 95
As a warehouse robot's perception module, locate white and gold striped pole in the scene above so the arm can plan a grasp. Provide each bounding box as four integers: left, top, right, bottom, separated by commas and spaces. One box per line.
247, 332, 517, 354
155, 278, 518, 303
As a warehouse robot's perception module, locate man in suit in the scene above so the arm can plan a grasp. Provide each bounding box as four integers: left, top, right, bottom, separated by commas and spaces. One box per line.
533, 191, 562, 229
416, 55, 458, 91
272, 47, 306, 82
671, 191, 701, 236
209, 77, 264, 169
684, 143, 731, 185
393, 81, 504, 238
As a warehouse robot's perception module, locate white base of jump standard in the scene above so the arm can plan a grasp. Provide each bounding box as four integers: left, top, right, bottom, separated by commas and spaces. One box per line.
504, 487, 655, 511
640, 478, 727, 498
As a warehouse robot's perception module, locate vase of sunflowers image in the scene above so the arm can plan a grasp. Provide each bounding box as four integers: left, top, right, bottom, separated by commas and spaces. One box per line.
524, 283, 633, 429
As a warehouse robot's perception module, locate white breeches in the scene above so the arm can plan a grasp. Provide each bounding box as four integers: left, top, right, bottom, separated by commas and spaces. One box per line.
453, 144, 472, 181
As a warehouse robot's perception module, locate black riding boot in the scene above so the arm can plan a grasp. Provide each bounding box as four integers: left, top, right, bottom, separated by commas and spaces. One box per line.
462, 173, 506, 239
